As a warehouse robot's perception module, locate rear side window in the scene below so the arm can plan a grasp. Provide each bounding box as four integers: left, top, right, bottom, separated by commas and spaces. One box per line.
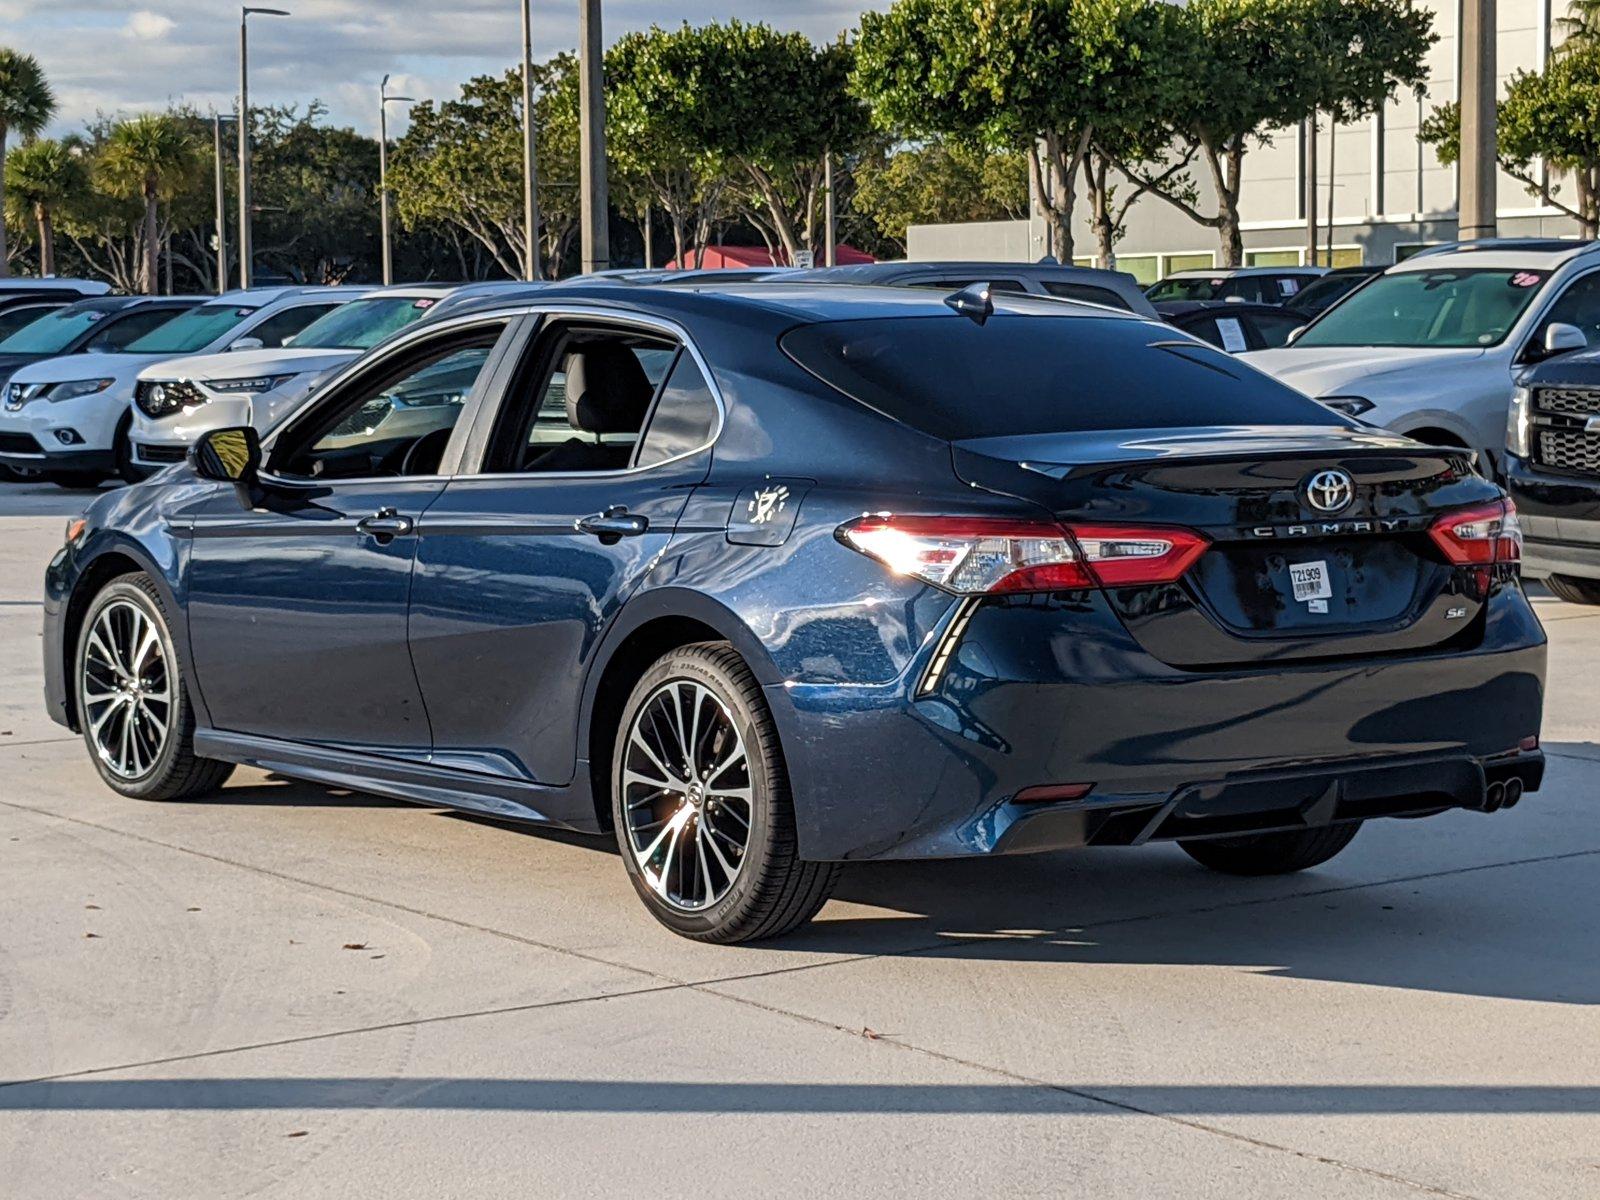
1042, 281, 1132, 310
636, 353, 718, 468
780, 315, 1344, 440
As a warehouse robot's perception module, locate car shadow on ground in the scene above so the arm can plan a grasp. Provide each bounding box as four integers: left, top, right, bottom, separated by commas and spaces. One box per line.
199, 751, 1600, 1006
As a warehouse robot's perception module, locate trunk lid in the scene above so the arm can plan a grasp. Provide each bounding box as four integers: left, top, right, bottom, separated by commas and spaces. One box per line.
952, 425, 1505, 666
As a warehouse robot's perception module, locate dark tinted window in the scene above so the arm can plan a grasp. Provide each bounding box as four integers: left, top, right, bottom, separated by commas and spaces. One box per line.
915, 278, 1028, 293
1289, 273, 1369, 315
1041, 281, 1131, 310
636, 352, 717, 467
781, 314, 1343, 440
251, 303, 340, 348
84, 307, 189, 352
1541, 271, 1600, 346
0, 304, 60, 340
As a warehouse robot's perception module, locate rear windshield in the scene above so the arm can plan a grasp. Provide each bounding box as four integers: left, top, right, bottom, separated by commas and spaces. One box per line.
781, 315, 1344, 440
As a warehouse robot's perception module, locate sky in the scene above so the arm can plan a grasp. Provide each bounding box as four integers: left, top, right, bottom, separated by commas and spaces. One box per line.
3, 1, 885, 138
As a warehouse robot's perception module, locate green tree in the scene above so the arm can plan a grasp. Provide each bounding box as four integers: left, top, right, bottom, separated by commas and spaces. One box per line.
851, 139, 1027, 254
390, 59, 580, 278
611, 22, 867, 261
1557, 0, 1600, 56
1124, 0, 1432, 266
3, 138, 88, 276
855, 0, 1187, 262
0, 48, 57, 277
1422, 47, 1600, 238
95, 114, 206, 293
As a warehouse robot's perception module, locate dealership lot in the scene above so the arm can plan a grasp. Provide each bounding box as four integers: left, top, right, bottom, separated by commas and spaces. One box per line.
1, 482, 1597, 1198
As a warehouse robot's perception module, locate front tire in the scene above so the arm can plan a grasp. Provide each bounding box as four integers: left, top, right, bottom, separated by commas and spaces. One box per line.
75, 573, 234, 801
1545, 573, 1600, 606
1179, 822, 1361, 876
611, 642, 837, 942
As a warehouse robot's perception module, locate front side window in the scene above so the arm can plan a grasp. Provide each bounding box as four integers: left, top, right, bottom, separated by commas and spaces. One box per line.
1295, 268, 1551, 348
485, 326, 680, 474
272, 327, 504, 480
125, 303, 259, 354
250, 303, 341, 349
1537, 272, 1600, 348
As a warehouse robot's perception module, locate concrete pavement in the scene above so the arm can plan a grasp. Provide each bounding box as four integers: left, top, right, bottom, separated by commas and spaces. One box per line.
1, 479, 1597, 1199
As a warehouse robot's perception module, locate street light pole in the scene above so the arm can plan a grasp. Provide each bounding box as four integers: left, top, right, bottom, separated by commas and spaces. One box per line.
520, 0, 542, 281
578, 0, 609, 274
212, 113, 230, 293
239, 6, 290, 290
379, 75, 415, 286
1458, 0, 1498, 241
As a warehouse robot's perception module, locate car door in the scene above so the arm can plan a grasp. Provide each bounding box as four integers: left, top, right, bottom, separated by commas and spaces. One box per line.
408, 311, 721, 785
180, 317, 514, 755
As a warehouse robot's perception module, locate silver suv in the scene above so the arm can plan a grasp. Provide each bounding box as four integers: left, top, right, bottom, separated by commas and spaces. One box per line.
1243, 239, 1600, 474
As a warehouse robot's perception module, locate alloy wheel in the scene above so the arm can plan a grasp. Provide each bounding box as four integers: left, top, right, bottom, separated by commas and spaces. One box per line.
81, 599, 173, 780
621, 679, 753, 911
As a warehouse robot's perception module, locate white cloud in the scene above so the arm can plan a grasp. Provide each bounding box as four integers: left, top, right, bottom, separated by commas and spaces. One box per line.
10, 1, 886, 136
125, 10, 175, 40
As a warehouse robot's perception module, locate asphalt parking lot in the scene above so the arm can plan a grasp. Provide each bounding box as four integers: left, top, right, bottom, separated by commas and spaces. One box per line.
1, 481, 1596, 1199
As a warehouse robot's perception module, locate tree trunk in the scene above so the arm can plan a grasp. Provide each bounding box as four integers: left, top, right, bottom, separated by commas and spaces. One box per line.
0, 132, 10, 278
36, 204, 54, 277
142, 180, 160, 295
1200, 140, 1245, 267
1085, 155, 1116, 268
744, 162, 801, 261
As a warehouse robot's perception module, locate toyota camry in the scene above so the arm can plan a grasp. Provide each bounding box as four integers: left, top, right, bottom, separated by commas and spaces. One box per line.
42, 283, 1547, 942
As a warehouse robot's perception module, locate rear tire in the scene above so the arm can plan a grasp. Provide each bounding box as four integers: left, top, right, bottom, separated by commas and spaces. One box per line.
1545, 573, 1600, 606
611, 641, 837, 943
1179, 822, 1361, 876
75, 573, 235, 801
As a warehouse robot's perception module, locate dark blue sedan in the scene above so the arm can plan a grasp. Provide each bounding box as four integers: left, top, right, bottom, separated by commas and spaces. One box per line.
42, 283, 1547, 941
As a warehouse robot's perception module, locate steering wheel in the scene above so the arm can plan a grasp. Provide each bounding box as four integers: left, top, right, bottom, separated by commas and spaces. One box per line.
399, 426, 454, 477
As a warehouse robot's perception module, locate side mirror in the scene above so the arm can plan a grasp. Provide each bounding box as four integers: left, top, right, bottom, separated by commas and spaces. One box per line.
1544, 322, 1587, 357
1286, 326, 1307, 346
229, 336, 264, 352
189, 426, 261, 484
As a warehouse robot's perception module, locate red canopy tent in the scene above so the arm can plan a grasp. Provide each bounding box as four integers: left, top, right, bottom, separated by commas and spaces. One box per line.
663, 244, 875, 270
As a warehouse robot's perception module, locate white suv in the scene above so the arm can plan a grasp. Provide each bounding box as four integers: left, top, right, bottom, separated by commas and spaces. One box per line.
1242, 239, 1600, 473
130, 284, 457, 472
0, 286, 364, 487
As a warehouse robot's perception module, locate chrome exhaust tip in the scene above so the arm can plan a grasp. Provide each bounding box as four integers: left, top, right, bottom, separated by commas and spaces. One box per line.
1484, 781, 1506, 812
1502, 778, 1524, 809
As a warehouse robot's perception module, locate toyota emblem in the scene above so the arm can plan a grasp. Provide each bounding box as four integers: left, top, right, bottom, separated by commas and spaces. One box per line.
1304, 469, 1355, 514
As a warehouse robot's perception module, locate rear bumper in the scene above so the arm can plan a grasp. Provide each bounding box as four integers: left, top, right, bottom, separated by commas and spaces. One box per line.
771, 584, 1547, 861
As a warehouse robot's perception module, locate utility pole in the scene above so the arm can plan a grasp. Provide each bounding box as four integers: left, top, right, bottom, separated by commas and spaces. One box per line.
212, 113, 230, 293
379, 75, 415, 286
1304, 115, 1318, 265
1326, 116, 1336, 267
1458, 0, 1498, 241
578, 0, 609, 274
824, 152, 837, 267
642, 205, 653, 269
520, 0, 542, 280
239, 6, 290, 290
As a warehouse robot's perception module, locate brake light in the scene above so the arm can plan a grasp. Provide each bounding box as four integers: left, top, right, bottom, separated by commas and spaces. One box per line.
837, 515, 1208, 595
1428, 499, 1522, 565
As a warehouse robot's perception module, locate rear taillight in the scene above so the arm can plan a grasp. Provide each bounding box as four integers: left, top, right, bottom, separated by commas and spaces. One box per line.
1428, 499, 1522, 565
837, 515, 1209, 595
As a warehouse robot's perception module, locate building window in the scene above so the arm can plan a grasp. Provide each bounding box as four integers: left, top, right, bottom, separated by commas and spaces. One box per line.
1311, 247, 1365, 268
1394, 242, 1442, 262
1163, 252, 1215, 274
1115, 255, 1160, 284
1245, 249, 1302, 268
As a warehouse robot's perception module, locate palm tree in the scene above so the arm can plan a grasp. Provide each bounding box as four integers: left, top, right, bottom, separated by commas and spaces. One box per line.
0, 48, 56, 278
1557, 0, 1600, 55
4, 139, 86, 276
97, 114, 203, 294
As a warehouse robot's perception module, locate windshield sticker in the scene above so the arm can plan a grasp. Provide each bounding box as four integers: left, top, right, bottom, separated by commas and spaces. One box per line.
1215, 317, 1248, 353
414, 298, 435, 309
1280, 279, 1300, 295
1510, 272, 1542, 288
84, 311, 105, 322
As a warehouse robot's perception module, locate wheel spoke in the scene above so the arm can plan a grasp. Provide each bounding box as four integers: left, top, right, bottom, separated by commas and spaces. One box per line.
705, 746, 747, 788
629, 726, 682, 787
136, 699, 168, 744
705, 823, 738, 880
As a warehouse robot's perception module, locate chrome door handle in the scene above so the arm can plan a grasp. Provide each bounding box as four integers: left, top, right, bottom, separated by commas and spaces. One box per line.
357, 507, 414, 539
575, 506, 649, 539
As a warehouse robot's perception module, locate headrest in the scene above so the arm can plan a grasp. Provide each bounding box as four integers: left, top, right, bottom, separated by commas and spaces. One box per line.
564, 344, 653, 434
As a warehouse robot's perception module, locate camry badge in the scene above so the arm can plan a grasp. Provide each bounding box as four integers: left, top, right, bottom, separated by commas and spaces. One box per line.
1304, 468, 1355, 515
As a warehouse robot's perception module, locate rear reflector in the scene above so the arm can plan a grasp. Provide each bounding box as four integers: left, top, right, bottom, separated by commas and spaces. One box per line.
837, 515, 1209, 595
1014, 783, 1095, 804
1428, 499, 1522, 566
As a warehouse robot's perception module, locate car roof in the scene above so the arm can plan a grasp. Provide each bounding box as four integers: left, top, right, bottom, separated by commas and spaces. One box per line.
0, 277, 112, 294
1164, 266, 1327, 278
784, 261, 1131, 283
206, 285, 370, 306
484, 280, 1152, 327
1393, 239, 1600, 272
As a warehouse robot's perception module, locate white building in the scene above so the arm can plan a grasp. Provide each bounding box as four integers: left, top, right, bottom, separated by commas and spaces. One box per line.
908, 0, 1582, 281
